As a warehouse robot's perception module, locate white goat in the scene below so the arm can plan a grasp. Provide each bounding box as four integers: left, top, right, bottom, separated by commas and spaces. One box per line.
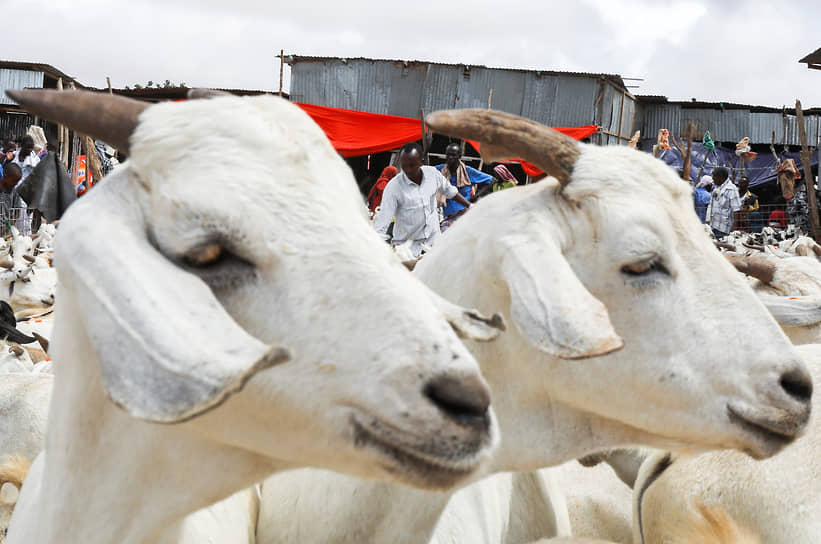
0, 374, 52, 461
729, 255, 821, 344
633, 344, 821, 544
0, 456, 30, 544
256, 110, 812, 543
4, 89, 506, 544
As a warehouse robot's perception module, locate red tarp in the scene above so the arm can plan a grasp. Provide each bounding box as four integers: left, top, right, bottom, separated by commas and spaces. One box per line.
296, 102, 599, 175
296, 103, 422, 158
465, 125, 598, 177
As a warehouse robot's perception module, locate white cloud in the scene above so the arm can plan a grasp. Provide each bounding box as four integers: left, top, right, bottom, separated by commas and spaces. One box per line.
3, 0, 820, 107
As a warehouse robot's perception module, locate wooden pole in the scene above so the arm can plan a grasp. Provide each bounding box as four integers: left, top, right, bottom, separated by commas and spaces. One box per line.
487, 88, 493, 110
278, 50, 284, 97
83, 135, 104, 183
616, 89, 625, 144
419, 108, 428, 164
55, 78, 68, 168
796, 100, 821, 239
106, 77, 113, 94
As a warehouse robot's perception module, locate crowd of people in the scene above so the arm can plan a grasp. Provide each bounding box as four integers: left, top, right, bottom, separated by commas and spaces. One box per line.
0, 136, 46, 233
371, 142, 521, 258
694, 164, 808, 238
0, 132, 118, 235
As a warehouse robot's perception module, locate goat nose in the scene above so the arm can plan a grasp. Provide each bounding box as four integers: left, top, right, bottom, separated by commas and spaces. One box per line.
779, 366, 813, 404
424, 373, 491, 422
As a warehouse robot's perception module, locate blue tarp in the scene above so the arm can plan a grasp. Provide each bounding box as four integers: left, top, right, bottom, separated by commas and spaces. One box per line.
641, 140, 818, 188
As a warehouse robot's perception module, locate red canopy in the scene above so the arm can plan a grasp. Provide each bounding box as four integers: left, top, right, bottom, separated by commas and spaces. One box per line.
296, 102, 599, 175
296, 103, 421, 158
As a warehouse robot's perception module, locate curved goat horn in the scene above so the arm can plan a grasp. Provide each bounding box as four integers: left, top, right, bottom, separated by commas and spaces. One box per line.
22, 254, 35, 263
5, 89, 149, 154
32, 332, 49, 353
726, 255, 776, 284
425, 109, 580, 186
0, 257, 13, 269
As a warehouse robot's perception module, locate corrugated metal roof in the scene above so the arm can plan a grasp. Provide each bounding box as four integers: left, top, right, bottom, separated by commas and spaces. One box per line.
799, 47, 821, 66
640, 102, 820, 146
0, 69, 44, 106
0, 60, 81, 86
286, 55, 628, 89
289, 57, 636, 136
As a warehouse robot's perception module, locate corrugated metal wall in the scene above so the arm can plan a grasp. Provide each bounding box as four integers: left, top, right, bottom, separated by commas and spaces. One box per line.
0, 114, 58, 143
0, 69, 44, 105
640, 103, 820, 146
289, 58, 637, 143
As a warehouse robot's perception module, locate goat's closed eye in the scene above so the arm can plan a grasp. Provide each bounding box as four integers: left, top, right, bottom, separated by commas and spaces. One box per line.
184, 243, 223, 267
621, 258, 668, 276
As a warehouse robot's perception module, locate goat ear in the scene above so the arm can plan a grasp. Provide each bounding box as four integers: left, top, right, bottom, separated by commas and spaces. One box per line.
424, 288, 506, 342
58, 182, 291, 423
500, 234, 623, 359
758, 294, 821, 327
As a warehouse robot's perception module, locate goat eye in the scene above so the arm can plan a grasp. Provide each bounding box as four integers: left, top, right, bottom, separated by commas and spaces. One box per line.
621, 258, 667, 276
183, 243, 223, 267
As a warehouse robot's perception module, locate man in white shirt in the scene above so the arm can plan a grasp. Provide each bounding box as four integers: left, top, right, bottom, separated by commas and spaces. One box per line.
10, 135, 39, 234
374, 142, 472, 257
709, 166, 742, 239
12, 136, 39, 181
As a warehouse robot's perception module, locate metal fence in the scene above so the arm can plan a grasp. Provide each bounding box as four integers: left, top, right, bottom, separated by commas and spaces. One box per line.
0, 206, 29, 236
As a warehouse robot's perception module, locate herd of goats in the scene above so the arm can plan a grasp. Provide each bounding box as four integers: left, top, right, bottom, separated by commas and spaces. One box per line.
0, 89, 818, 543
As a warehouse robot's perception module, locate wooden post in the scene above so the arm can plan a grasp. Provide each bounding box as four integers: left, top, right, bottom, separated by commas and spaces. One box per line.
419, 108, 428, 164
106, 77, 113, 94
796, 100, 821, 239
278, 50, 285, 97
616, 90, 625, 144
55, 78, 68, 168
83, 136, 104, 183
487, 88, 493, 110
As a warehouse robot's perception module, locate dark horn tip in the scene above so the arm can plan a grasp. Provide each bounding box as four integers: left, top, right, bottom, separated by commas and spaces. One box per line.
187, 88, 232, 100
5, 89, 24, 102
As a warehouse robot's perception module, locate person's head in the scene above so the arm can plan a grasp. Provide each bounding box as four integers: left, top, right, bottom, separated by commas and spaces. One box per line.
445, 143, 462, 171
399, 142, 424, 179
2, 140, 14, 154
19, 136, 34, 157
0, 163, 22, 190
380, 165, 398, 180
712, 166, 729, 185
739, 176, 749, 194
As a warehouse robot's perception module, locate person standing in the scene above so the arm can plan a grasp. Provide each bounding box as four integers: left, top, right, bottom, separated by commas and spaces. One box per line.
374, 143, 471, 257
435, 143, 492, 220
0, 163, 27, 233
709, 166, 742, 239
492, 164, 519, 192
9, 135, 38, 234
367, 165, 398, 217
11, 136, 39, 181
694, 175, 712, 223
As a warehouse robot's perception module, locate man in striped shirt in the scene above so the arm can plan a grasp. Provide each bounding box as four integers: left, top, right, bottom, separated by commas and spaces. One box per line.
709, 166, 742, 239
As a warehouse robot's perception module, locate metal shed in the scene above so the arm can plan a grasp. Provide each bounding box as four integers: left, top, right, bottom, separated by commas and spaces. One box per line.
286, 56, 639, 145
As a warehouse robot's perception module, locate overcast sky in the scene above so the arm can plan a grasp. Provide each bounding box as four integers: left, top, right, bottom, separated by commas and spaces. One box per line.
4, 0, 820, 108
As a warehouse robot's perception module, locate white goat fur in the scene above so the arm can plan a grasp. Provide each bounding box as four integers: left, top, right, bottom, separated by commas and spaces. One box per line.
257, 144, 811, 543
635, 343, 821, 544
6, 95, 503, 544
0, 374, 52, 461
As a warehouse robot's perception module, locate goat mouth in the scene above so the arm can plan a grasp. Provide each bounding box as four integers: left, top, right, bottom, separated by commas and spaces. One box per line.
351, 418, 483, 490
726, 404, 797, 458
